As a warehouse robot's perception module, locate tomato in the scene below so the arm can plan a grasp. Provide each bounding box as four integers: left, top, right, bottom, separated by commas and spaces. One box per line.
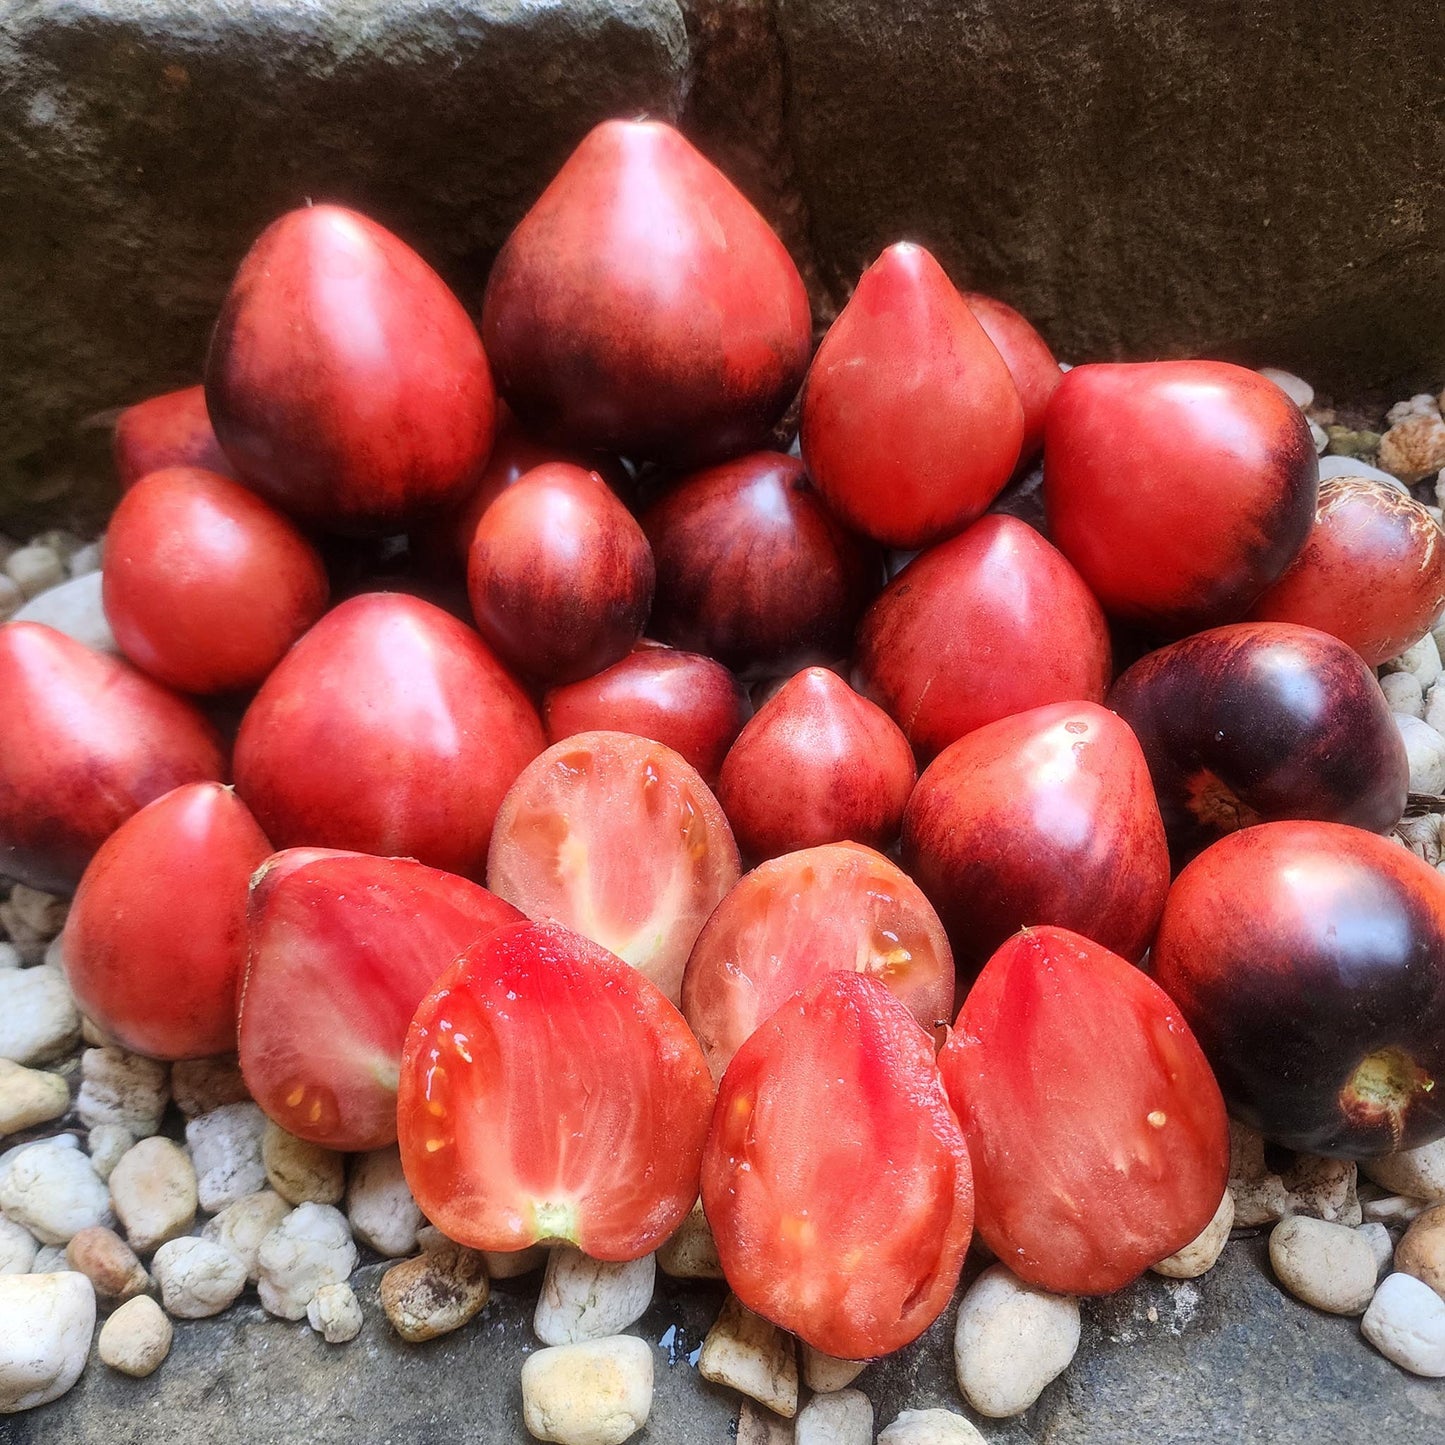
1247, 476, 1445, 666
542, 644, 749, 787
1151, 822, 1445, 1156
112, 384, 233, 490
240, 848, 520, 1150
467, 463, 654, 685
902, 701, 1169, 971
102, 467, 330, 695
206, 205, 495, 533
939, 926, 1230, 1295
715, 667, 916, 860
61, 783, 269, 1059
681, 842, 954, 1082
1044, 360, 1318, 633
482, 120, 811, 468
962, 292, 1062, 466
486, 730, 740, 1005
640, 452, 882, 679
702, 972, 973, 1358
0, 623, 227, 893
800, 243, 1024, 549
855, 514, 1111, 758
233, 593, 543, 879
398, 919, 714, 1261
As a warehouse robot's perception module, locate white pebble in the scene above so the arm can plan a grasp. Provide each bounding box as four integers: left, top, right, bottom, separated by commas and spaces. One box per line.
12, 572, 117, 655
1386, 633, 1444, 689
256, 1202, 357, 1321
521, 1335, 654, 1445
878, 1408, 988, 1445
0, 1137, 111, 1244
1363, 1137, 1445, 1202
800, 1344, 866, 1393
185, 1102, 267, 1212
380, 1241, 490, 1342
1381, 671, 1425, 718
0, 1270, 95, 1412
795, 1387, 874, 1445
1394, 714, 1445, 793
346, 1146, 422, 1257
1387, 394, 1442, 425
262, 1121, 345, 1206
697, 1294, 798, 1418
203, 1190, 291, 1282
1257, 367, 1314, 410
0, 966, 81, 1065
1358, 1222, 1396, 1277
0, 1217, 38, 1276
1269, 1215, 1378, 1314
4, 545, 65, 599
170, 1056, 249, 1118
1362, 1272, 1445, 1376
1424, 682, 1445, 737
1363, 1193, 1430, 1227
4, 887, 67, 942
307, 1280, 363, 1343
656, 1200, 724, 1280
151, 1236, 245, 1319
0, 1058, 70, 1135
484, 1244, 548, 1278
0, 575, 21, 622
1152, 1191, 1235, 1279
108, 1137, 197, 1254
536, 1248, 656, 1347
30, 1246, 69, 1273
1318, 455, 1409, 491
67, 541, 103, 579
87, 1125, 135, 1183
77, 1047, 169, 1137
0, 943, 20, 970
98, 1294, 172, 1377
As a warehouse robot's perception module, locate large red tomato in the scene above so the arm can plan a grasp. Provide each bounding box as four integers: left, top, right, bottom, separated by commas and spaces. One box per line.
940, 927, 1229, 1295
112, 384, 233, 490
398, 920, 714, 1261
962, 292, 1062, 466
702, 972, 974, 1359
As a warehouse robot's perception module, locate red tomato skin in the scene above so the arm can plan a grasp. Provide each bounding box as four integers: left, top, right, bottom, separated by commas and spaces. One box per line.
61, 783, 269, 1059
1247, 476, 1445, 666
1044, 360, 1318, 633
963, 292, 1062, 466
205, 205, 495, 534
103, 467, 330, 695
702, 971, 974, 1359
716, 667, 916, 860
641, 452, 883, 679
855, 514, 1112, 759
940, 926, 1229, 1295
467, 463, 655, 686
902, 701, 1169, 971
542, 645, 749, 787
481, 120, 811, 469
398, 919, 715, 1261
240, 848, 521, 1150
800, 243, 1024, 549
113, 384, 234, 490
233, 593, 543, 879
0, 623, 228, 894
1151, 822, 1445, 1156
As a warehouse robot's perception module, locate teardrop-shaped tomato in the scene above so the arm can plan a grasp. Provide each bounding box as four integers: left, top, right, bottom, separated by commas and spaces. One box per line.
113, 384, 233, 490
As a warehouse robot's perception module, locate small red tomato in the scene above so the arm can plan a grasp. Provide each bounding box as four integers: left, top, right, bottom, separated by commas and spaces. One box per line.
467, 463, 654, 685
0, 624, 227, 893
716, 667, 916, 860
682, 841, 955, 1082
61, 783, 270, 1059
800, 242, 1024, 549
102, 467, 329, 695
542, 644, 749, 787
703, 972, 973, 1358
940, 926, 1230, 1295
398, 919, 714, 1261
233, 593, 543, 879
112, 384, 233, 490
482, 120, 811, 468
1247, 476, 1445, 666
486, 731, 740, 1005
1044, 360, 1318, 633
641, 453, 882, 678
856, 514, 1111, 758
963, 292, 1062, 466
902, 702, 1169, 972
240, 848, 521, 1150
206, 205, 495, 533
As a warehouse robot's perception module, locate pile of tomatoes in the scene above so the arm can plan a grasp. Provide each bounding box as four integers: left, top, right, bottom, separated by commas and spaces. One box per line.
3, 116, 1445, 1364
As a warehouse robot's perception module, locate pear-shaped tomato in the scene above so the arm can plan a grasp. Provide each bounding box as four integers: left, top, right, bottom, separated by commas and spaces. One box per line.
963, 292, 1062, 467
482, 120, 811, 468
62, 783, 270, 1059
206, 205, 495, 533
0, 623, 227, 893
800, 243, 1024, 548
241, 848, 521, 1150
702, 972, 973, 1358
113, 384, 233, 490
398, 919, 714, 1261
940, 927, 1229, 1295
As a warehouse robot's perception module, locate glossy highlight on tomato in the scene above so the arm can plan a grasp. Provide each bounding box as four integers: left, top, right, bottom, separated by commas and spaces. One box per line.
398, 919, 714, 1261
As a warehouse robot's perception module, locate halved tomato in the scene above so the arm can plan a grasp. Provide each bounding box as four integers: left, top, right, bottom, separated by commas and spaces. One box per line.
939, 926, 1229, 1295
702, 972, 973, 1359
397, 919, 714, 1262
239, 849, 521, 1150
485, 730, 741, 1005
681, 842, 955, 1081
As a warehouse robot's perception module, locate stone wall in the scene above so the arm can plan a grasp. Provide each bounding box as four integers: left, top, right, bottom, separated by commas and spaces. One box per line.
2, 0, 1442, 530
